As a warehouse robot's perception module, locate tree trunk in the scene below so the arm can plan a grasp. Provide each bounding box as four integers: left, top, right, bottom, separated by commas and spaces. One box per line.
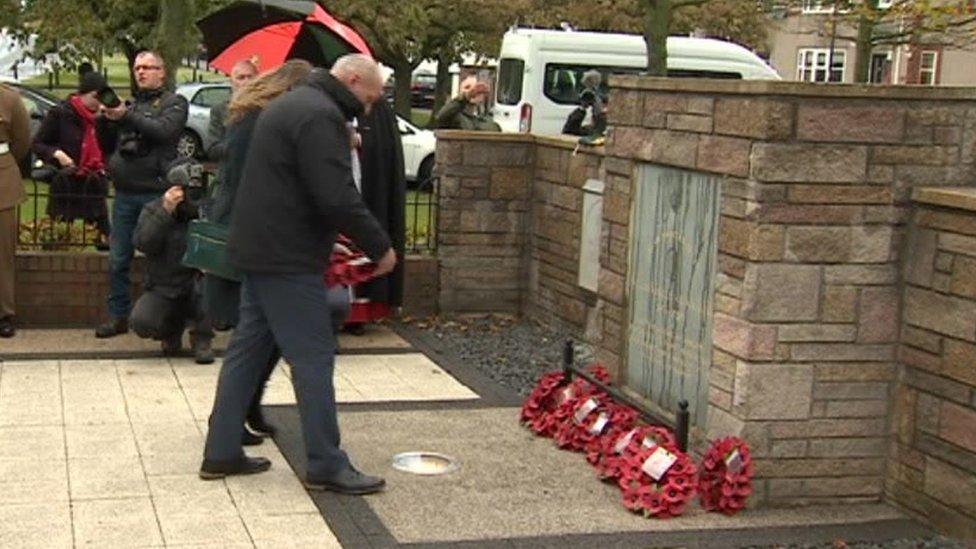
155, 0, 194, 90
121, 41, 139, 95
853, 15, 874, 83
393, 61, 414, 121
643, 0, 671, 76
430, 53, 453, 127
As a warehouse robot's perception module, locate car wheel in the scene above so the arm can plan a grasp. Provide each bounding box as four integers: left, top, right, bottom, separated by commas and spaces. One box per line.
177, 130, 202, 159
416, 155, 435, 189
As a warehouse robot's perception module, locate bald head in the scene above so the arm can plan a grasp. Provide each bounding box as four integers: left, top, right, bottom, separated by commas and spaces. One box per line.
331, 54, 384, 113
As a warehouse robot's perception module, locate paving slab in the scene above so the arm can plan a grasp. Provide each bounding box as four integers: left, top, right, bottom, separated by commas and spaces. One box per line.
1, 323, 411, 360
269, 405, 928, 547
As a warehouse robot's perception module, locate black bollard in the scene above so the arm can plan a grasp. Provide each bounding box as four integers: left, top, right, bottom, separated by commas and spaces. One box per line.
562, 339, 575, 380
675, 400, 690, 452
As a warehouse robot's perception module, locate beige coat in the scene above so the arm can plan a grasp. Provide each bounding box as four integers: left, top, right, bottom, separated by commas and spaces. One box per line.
0, 83, 30, 211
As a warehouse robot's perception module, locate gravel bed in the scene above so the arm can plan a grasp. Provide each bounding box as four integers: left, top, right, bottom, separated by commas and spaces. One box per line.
400, 314, 590, 397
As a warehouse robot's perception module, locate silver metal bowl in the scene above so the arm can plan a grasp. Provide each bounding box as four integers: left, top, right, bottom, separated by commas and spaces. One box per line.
391, 452, 460, 476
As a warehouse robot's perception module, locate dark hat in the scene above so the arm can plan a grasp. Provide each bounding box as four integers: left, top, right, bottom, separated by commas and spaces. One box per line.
78, 71, 107, 94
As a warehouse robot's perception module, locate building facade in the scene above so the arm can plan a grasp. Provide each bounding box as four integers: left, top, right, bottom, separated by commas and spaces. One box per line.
766, 1, 976, 86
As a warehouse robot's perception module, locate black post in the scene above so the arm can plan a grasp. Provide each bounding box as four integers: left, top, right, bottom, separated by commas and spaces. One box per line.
675, 400, 690, 453
563, 339, 575, 379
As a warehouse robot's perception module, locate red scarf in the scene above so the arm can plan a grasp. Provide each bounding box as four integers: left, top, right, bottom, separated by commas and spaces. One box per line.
68, 95, 105, 176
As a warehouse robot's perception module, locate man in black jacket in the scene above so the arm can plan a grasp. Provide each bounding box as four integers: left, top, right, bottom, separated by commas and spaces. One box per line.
95, 50, 189, 339
200, 54, 396, 493
129, 162, 214, 364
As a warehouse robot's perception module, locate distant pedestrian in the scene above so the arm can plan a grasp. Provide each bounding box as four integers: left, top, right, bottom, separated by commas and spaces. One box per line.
433, 76, 501, 132
200, 55, 395, 496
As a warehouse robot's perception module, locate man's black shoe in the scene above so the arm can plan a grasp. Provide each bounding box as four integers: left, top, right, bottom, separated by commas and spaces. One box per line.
246, 410, 276, 437
0, 316, 14, 338
305, 466, 386, 495
242, 429, 264, 446
95, 317, 128, 339
161, 334, 182, 356
192, 338, 215, 364
199, 456, 271, 480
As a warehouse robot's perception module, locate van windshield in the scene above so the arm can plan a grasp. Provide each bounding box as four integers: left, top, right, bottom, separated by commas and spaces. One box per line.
543, 64, 743, 105
496, 58, 525, 105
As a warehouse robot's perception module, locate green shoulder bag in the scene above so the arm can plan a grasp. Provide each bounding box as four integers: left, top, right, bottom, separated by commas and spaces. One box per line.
182, 219, 242, 282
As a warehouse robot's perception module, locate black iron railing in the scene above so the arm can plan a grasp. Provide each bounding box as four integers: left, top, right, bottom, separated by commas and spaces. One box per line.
563, 340, 690, 452
16, 174, 438, 253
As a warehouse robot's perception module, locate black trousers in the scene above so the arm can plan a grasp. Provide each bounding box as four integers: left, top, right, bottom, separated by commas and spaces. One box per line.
130, 286, 214, 343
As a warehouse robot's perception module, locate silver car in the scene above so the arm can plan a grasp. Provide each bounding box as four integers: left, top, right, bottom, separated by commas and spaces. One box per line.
175, 82, 232, 158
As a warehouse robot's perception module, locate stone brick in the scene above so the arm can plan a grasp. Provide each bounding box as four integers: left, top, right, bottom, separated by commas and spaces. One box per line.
719, 254, 747, 279
934, 126, 963, 145
867, 164, 895, 183
598, 268, 625, 306
640, 130, 699, 169
787, 185, 893, 205
907, 106, 959, 126
933, 272, 952, 293
713, 313, 777, 360
709, 386, 733, 409
904, 287, 976, 341
906, 368, 971, 405
643, 93, 688, 114
905, 228, 938, 287
667, 113, 712, 133
814, 381, 890, 400
797, 104, 905, 143
603, 157, 634, 178
823, 400, 889, 418
755, 204, 864, 225
815, 363, 896, 382
808, 438, 887, 457
751, 144, 868, 184
935, 252, 955, 273
549, 185, 579, 212
771, 440, 808, 458
940, 402, 976, 454
822, 286, 858, 323
950, 255, 976, 299
490, 167, 531, 200
824, 265, 897, 286
603, 191, 630, 225
943, 339, 976, 386
742, 264, 821, 322
697, 135, 751, 178
872, 145, 958, 166
758, 458, 885, 478
857, 287, 899, 343
732, 362, 813, 420
916, 209, 976, 237
902, 325, 943, 354
940, 233, 976, 258
925, 459, 976, 517
919, 393, 944, 434
785, 226, 892, 263
778, 324, 856, 343
792, 344, 894, 362
900, 345, 943, 375
714, 98, 793, 140
917, 432, 976, 476
607, 90, 644, 126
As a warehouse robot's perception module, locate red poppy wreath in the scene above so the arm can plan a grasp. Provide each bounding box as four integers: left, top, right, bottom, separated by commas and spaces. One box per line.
697, 437, 754, 515
616, 442, 697, 519
520, 365, 610, 439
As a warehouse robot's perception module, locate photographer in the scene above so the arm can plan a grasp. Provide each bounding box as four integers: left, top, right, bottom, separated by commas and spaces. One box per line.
129, 159, 214, 364
95, 50, 189, 339
433, 76, 501, 132
562, 70, 607, 137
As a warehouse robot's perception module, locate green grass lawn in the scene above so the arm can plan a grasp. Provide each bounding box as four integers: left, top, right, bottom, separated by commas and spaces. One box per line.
23, 55, 226, 99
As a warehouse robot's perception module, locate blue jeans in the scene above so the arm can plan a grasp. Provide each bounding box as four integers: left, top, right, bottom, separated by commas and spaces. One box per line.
204, 273, 349, 478
107, 190, 162, 319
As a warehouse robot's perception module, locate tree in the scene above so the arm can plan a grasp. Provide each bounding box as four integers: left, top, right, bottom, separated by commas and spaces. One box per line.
155, 0, 196, 88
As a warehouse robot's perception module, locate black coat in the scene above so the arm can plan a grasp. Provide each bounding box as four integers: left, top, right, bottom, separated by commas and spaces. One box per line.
32, 100, 113, 168
97, 88, 189, 194
227, 71, 391, 274
356, 100, 406, 307
133, 199, 197, 299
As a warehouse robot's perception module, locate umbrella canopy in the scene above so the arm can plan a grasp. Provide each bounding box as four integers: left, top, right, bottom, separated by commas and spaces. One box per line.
197, 0, 371, 74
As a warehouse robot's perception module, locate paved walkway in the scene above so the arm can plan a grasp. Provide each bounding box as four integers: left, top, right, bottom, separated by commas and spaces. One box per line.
0, 326, 475, 548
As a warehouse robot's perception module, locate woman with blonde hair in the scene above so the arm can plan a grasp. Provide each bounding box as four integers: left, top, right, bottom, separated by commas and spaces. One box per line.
204, 58, 313, 442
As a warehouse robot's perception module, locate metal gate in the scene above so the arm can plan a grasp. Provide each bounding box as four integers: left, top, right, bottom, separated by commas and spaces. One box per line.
625, 164, 721, 427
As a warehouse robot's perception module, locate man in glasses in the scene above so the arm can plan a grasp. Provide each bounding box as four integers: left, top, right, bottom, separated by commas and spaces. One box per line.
95, 50, 190, 348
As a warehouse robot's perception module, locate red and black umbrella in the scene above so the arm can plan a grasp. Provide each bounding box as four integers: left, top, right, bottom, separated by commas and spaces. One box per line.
196, 0, 372, 74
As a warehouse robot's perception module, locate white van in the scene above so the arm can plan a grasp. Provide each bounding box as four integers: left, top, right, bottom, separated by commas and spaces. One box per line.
492, 28, 781, 136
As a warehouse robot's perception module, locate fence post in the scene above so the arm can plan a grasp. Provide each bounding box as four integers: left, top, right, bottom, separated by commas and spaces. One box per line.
675, 400, 690, 453
563, 339, 575, 380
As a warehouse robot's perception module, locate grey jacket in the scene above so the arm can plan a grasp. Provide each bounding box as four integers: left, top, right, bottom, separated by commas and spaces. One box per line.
133, 199, 197, 298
